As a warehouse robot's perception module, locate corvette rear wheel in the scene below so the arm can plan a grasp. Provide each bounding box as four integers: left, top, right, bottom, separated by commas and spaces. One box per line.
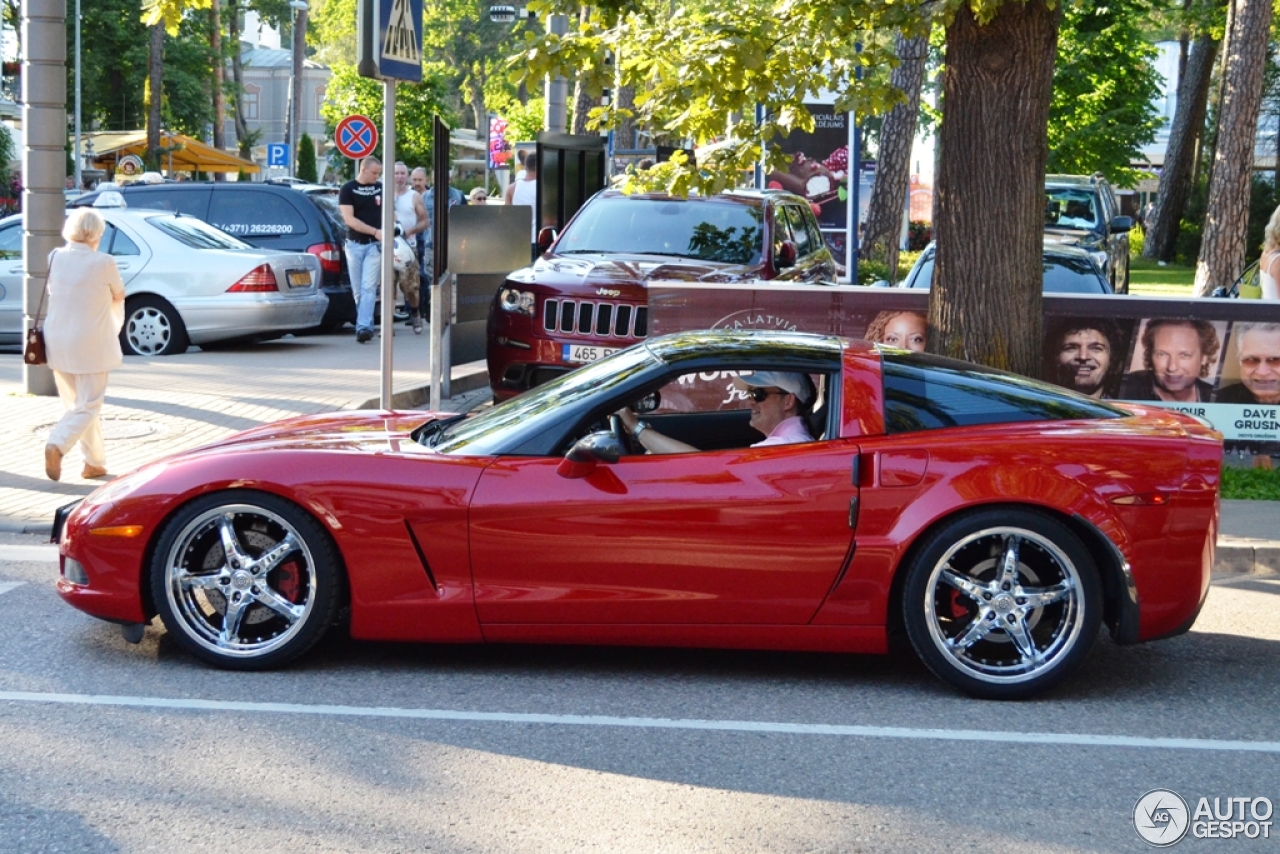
902, 509, 1101, 700
151, 491, 342, 669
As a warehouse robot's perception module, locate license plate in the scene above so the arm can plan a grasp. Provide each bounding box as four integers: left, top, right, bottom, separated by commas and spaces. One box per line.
286, 269, 311, 288
562, 344, 618, 364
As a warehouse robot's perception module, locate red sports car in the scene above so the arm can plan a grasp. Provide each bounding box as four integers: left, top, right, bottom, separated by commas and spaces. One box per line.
55, 331, 1222, 699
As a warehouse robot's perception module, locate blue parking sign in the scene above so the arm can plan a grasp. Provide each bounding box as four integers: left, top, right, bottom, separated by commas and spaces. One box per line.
267, 143, 290, 168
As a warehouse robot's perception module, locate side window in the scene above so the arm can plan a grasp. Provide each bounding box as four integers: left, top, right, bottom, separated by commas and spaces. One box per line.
772, 206, 793, 256
103, 223, 141, 256
207, 192, 308, 238
0, 223, 22, 260
882, 352, 1120, 433
783, 206, 812, 256
804, 209, 825, 256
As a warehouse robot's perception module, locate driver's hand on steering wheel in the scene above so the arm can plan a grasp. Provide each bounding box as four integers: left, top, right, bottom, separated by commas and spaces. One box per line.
615, 407, 639, 433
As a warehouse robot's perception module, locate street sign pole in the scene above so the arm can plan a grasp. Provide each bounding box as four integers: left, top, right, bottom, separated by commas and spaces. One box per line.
379, 81, 396, 409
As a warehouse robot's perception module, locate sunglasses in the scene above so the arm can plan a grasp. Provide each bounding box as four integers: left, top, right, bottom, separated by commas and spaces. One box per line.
744, 387, 787, 402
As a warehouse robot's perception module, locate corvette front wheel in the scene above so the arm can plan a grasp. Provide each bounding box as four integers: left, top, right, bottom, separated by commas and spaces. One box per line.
151, 491, 342, 670
902, 509, 1102, 700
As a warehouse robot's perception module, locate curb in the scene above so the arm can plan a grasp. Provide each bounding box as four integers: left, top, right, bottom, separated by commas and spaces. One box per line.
1213, 540, 1280, 578
353, 362, 490, 411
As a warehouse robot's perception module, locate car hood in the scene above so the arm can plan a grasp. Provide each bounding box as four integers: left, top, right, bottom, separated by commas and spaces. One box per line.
1044, 226, 1100, 244
514, 253, 764, 289
176, 410, 455, 457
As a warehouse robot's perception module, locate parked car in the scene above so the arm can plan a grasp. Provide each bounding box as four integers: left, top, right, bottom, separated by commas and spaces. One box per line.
72, 181, 353, 330
1044, 173, 1133, 293
54, 329, 1221, 699
0, 207, 326, 356
487, 189, 838, 399
897, 240, 1115, 293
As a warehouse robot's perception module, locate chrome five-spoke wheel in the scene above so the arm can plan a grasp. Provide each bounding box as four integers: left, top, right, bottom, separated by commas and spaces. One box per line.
903, 509, 1101, 700
151, 491, 341, 669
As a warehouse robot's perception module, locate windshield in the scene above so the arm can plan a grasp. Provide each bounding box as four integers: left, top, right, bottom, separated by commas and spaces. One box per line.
431, 344, 659, 455
1045, 189, 1099, 230
555, 197, 765, 265
147, 214, 253, 250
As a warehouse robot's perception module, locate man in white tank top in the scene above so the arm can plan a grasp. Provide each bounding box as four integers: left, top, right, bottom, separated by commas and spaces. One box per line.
504, 155, 538, 259
392, 162, 427, 331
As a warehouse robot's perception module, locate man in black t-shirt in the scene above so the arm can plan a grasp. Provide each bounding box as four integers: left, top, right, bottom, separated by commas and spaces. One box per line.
338, 157, 385, 343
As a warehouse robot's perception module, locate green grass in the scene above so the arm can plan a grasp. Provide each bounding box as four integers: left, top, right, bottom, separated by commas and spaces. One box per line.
1127, 256, 1196, 297
1221, 465, 1280, 501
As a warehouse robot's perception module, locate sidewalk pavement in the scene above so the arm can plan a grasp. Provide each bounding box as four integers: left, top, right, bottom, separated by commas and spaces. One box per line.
2, 334, 1276, 576
0, 326, 490, 534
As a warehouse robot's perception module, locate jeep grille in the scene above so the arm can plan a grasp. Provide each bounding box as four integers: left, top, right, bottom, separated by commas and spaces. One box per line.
543, 299, 647, 339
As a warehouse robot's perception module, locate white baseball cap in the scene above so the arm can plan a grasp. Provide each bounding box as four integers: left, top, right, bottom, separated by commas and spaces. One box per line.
732, 371, 814, 404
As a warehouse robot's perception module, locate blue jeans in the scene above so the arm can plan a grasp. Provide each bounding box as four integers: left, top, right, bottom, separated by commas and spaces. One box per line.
344, 239, 380, 332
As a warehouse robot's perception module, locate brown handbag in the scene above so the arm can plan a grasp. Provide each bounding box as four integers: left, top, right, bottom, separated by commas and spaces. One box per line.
23, 251, 54, 366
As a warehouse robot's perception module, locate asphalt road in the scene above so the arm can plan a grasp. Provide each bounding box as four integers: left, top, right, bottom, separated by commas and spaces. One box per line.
2, 531, 1279, 853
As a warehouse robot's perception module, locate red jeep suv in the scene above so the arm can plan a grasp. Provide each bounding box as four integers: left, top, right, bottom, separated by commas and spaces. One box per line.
487, 189, 837, 398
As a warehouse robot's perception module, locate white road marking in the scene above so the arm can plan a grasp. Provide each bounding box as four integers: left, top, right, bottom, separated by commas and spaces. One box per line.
0, 582, 25, 596
0, 545, 59, 563
0, 690, 1277, 754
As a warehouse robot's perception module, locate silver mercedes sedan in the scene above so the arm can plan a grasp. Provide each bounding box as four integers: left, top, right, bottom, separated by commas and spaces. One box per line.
0, 206, 326, 355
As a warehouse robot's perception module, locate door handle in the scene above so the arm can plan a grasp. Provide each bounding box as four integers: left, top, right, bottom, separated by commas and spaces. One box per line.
848, 496, 860, 530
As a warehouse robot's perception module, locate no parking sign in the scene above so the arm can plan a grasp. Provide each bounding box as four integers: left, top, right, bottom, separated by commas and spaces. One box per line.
335, 115, 379, 159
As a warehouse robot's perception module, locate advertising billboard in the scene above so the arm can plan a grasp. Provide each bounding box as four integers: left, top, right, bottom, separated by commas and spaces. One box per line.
648, 283, 1280, 449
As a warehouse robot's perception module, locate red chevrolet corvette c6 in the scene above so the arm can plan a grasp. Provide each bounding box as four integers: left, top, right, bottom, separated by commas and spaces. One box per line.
55, 330, 1222, 699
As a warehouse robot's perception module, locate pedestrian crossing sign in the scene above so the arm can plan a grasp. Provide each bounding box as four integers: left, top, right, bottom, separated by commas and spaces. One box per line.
378, 0, 423, 82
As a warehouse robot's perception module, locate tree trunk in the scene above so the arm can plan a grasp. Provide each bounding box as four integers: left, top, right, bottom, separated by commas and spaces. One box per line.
468, 74, 486, 133
570, 7, 593, 136
860, 33, 927, 283
229, 2, 252, 160
1143, 34, 1218, 262
1193, 0, 1272, 296
615, 84, 637, 150
932, 0, 1059, 375
147, 23, 163, 168
288, 6, 308, 176
211, 0, 225, 180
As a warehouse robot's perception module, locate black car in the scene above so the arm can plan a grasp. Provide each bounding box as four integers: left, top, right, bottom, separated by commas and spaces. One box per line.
1044, 173, 1133, 293
898, 241, 1115, 294
74, 182, 353, 330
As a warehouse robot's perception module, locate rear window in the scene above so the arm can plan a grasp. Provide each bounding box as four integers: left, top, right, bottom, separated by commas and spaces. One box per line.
1043, 255, 1108, 293
555, 197, 764, 265
904, 253, 1107, 293
207, 191, 309, 238
882, 350, 1123, 434
147, 215, 252, 250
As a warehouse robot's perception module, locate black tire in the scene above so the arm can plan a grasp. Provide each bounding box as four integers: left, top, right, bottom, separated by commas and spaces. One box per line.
150, 490, 343, 670
901, 508, 1102, 700
121, 294, 189, 356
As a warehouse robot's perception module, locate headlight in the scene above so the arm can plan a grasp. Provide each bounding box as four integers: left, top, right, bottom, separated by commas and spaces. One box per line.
498, 287, 536, 316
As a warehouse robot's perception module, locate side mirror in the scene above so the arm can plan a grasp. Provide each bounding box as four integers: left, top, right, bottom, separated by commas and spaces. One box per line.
1110, 215, 1134, 234
630, 391, 662, 414
775, 240, 798, 269
537, 226, 558, 253
557, 430, 622, 478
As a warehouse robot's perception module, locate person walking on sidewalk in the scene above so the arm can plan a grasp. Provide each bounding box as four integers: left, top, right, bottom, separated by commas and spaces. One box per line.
504, 154, 538, 260
339, 156, 385, 344
392, 161, 427, 333
42, 207, 126, 481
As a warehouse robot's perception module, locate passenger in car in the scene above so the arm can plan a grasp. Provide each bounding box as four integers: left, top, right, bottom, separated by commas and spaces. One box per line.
617, 371, 815, 454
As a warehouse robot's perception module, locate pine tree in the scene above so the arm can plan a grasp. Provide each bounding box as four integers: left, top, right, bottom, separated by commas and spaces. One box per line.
297, 133, 318, 183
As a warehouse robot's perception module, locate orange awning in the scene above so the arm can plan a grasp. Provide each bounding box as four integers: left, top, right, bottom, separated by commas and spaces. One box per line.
85, 130, 260, 174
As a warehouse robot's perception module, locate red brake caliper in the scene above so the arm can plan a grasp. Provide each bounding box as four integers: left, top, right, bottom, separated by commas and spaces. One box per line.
949, 589, 969, 619
275, 560, 301, 602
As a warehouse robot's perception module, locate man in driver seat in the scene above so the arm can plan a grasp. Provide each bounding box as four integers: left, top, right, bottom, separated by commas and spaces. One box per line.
618, 371, 816, 454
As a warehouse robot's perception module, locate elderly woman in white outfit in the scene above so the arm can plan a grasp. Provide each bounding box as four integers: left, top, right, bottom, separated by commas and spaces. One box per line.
42, 207, 126, 481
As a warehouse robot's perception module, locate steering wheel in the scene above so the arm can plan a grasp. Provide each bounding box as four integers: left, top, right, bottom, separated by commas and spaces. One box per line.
609, 414, 634, 455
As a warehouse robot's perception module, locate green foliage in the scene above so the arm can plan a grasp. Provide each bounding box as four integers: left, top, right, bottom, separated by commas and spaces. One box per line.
142, 0, 211, 35
311, 0, 358, 66
1221, 465, 1280, 501
1047, 0, 1163, 188
511, 0, 927, 196
320, 63, 454, 172
1246, 175, 1278, 263
297, 133, 319, 183
0, 123, 13, 190
1128, 221, 1144, 257
1174, 176, 1279, 265
488, 94, 545, 145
